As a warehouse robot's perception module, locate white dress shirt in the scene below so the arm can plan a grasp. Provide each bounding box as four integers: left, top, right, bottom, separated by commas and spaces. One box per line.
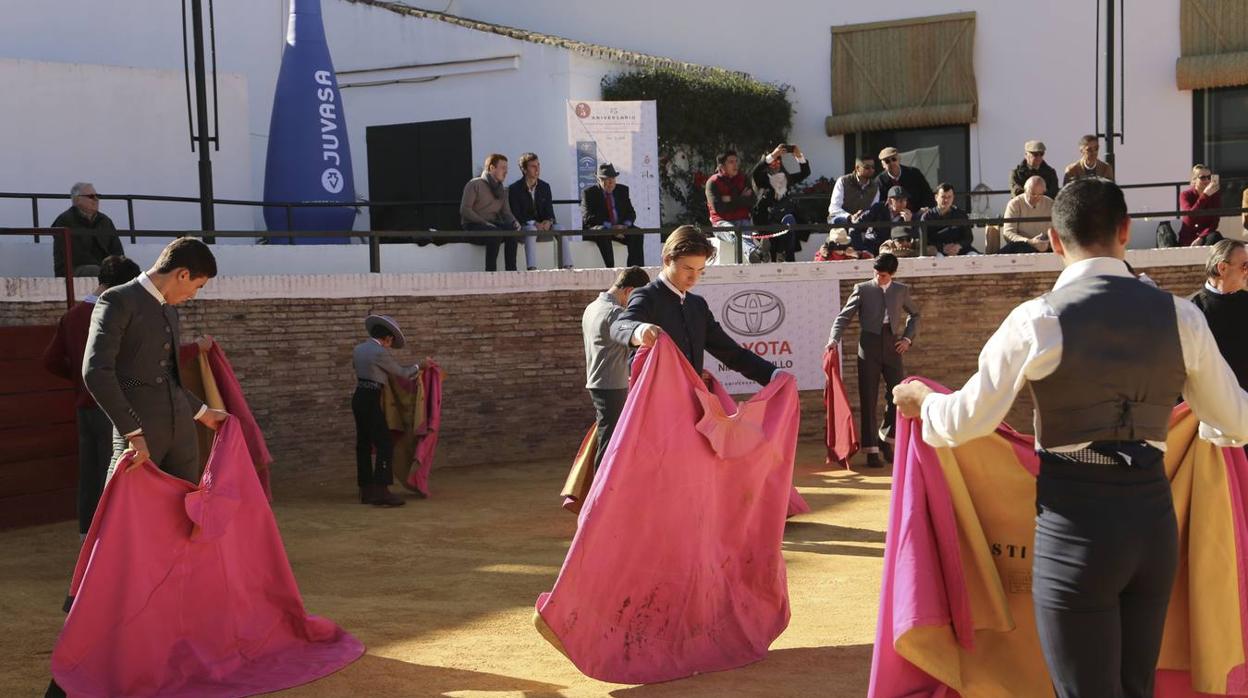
921, 257, 1248, 451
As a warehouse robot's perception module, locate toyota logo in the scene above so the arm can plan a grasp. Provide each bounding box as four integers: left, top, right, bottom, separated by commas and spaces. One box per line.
722, 290, 785, 336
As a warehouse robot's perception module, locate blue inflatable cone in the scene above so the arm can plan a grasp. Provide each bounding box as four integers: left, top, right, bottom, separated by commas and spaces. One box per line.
263, 0, 355, 243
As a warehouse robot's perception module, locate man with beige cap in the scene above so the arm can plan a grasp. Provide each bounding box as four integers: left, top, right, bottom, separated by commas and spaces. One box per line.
1010, 140, 1060, 197
874, 146, 934, 214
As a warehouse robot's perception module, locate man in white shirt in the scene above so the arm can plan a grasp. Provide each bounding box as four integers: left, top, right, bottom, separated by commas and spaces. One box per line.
893, 178, 1248, 698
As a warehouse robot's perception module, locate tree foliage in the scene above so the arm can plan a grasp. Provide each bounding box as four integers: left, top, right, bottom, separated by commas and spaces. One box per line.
602, 67, 793, 223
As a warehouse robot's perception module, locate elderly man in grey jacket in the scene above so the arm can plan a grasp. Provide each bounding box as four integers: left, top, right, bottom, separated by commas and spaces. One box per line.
83, 237, 228, 484
826, 252, 920, 468
581, 266, 651, 472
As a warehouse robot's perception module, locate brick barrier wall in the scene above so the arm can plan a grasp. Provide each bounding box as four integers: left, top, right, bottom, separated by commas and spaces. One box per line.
0, 258, 1209, 481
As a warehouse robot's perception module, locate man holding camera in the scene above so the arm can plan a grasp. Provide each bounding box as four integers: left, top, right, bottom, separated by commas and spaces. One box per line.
751, 143, 811, 262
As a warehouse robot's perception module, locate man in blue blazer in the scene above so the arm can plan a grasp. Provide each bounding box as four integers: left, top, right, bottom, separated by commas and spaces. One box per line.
610, 225, 776, 386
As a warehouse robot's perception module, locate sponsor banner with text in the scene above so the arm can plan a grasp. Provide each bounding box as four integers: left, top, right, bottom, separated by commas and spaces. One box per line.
696, 279, 840, 393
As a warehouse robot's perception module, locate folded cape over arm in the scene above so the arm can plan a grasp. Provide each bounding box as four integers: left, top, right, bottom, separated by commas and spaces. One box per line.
535, 335, 801, 684
871, 378, 1248, 698
51, 418, 363, 697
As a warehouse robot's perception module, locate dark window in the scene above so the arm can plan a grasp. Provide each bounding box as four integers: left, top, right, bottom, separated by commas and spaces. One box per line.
366, 118, 472, 243
1194, 86, 1248, 207
843, 125, 970, 199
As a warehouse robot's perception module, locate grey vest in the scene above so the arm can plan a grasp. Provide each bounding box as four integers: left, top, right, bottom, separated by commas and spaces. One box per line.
1029, 275, 1186, 447
837, 173, 878, 215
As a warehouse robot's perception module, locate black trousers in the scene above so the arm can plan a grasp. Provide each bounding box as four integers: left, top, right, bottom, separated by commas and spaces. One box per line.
1033, 444, 1178, 698
465, 222, 518, 272
76, 406, 113, 535
588, 388, 628, 473
857, 329, 903, 453
591, 226, 645, 268
352, 385, 394, 487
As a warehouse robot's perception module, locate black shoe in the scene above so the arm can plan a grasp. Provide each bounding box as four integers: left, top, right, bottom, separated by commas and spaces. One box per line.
865, 453, 884, 469
372, 485, 406, 507
880, 441, 894, 464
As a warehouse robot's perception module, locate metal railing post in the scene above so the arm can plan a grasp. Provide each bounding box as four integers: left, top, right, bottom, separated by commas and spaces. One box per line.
31, 196, 40, 242
735, 226, 744, 264
368, 232, 381, 273
127, 197, 137, 243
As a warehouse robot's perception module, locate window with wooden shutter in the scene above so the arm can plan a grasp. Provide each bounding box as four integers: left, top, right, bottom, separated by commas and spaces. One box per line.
1178, 0, 1248, 90
825, 12, 978, 136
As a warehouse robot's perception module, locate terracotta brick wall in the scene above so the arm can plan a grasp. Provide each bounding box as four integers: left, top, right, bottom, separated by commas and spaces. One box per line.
0, 263, 1207, 480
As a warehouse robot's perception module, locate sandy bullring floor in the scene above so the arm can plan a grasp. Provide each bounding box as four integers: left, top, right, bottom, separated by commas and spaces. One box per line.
0, 443, 888, 697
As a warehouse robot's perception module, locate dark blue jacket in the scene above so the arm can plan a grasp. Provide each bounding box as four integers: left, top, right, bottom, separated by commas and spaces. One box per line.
507, 177, 556, 225
610, 278, 774, 386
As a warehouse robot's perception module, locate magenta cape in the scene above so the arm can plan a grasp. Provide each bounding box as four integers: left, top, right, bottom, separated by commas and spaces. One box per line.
51, 418, 363, 697
822, 346, 859, 467
871, 379, 1248, 698
179, 342, 274, 499
408, 362, 443, 496
535, 335, 799, 684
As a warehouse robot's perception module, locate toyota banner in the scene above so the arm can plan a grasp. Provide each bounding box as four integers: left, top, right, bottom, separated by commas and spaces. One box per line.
696, 279, 839, 393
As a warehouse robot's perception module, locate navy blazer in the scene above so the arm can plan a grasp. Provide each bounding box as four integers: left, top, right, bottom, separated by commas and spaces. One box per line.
610, 278, 774, 386
581, 184, 637, 229
507, 178, 556, 224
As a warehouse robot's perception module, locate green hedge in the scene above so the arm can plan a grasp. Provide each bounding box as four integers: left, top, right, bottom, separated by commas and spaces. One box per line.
602, 67, 793, 223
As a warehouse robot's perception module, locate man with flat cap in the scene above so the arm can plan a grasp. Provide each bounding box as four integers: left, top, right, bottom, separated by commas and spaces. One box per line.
875, 147, 934, 214
581, 162, 645, 268
352, 314, 424, 507
1010, 140, 1060, 197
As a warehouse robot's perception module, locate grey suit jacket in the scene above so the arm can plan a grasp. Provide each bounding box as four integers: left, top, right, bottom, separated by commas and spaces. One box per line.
829, 279, 920, 347
82, 278, 204, 436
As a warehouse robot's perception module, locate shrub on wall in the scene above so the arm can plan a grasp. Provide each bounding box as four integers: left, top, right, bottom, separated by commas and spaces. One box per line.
601, 67, 793, 224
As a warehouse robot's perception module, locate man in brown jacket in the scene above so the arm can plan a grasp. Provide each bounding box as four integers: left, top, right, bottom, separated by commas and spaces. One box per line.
460, 153, 523, 271
1062, 135, 1115, 186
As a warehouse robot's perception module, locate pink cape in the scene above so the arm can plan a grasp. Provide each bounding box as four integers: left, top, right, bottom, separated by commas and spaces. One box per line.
870, 378, 1248, 698
535, 335, 799, 684
408, 362, 443, 496
51, 418, 363, 697
822, 346, 859, 467
179, 342, 274, 499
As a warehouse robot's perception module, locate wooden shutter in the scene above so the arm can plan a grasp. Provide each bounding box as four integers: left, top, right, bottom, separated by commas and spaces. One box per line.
826, 12, 978, 135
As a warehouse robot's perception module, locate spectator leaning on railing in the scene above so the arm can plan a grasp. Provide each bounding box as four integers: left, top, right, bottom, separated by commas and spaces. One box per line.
920, 183, 977, 256
827, 155, 879, 226
1178, 164, 1224, 247
706, 150, 762, 263
1000, 176, 1055, 254
460, 153, 523, 272
51, 181, 124, 278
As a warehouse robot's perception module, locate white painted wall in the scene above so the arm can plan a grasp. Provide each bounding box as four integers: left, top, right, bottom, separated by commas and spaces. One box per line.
0, 0, 1225, 276
428, 0, 1194, 218
0, 58, 254, 234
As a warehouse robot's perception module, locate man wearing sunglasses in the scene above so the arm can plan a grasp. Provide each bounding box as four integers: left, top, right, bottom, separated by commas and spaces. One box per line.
51, 182, 124, 278
874, 147, 934, 215
1178, 164, 1224, 246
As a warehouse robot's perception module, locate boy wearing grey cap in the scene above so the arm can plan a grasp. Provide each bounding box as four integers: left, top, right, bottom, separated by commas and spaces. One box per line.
352, 315, 422, 507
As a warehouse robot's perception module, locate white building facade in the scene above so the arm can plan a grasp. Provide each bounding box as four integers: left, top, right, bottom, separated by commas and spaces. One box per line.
0, 0, 1240, 274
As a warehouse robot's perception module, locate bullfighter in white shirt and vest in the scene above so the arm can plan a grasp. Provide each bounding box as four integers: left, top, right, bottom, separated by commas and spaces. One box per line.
893, 178, 1248, 698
